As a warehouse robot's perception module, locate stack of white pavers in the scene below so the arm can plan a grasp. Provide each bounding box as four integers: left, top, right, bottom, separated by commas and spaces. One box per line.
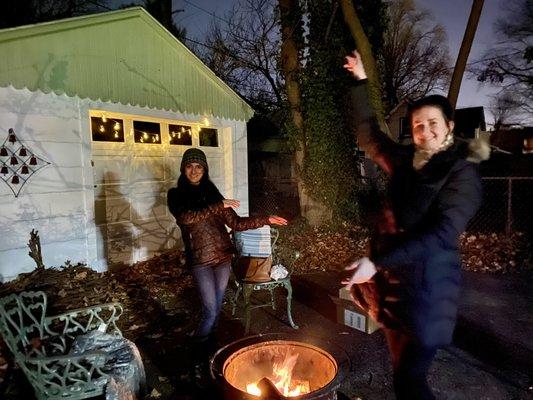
234, 225, 271, 258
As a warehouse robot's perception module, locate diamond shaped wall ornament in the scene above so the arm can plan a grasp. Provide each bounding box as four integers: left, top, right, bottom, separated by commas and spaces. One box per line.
0, 128, 51, 197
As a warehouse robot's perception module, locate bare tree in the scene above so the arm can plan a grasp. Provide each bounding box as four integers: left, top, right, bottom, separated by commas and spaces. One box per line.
473, 0, 533, 120
381, 0, 450, 109
490, 91, 523, 130
0, 0, 111, 28
448, 0, 484, 108
340, 0, 388, 132
201, 0, 283, 112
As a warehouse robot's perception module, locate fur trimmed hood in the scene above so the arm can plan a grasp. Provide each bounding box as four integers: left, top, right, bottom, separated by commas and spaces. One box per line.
466, 137, 491, 164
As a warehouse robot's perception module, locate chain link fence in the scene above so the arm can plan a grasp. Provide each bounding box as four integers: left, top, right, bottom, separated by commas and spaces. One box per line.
250, 176, 532, 237
249, 178, 300, 219
468, 177, 533, 236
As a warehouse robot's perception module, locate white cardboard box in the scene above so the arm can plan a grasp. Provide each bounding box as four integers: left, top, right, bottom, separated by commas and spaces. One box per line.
333, 287, 380, 334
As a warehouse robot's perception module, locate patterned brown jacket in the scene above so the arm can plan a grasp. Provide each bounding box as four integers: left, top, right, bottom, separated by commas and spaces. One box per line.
168, 190, 269, 268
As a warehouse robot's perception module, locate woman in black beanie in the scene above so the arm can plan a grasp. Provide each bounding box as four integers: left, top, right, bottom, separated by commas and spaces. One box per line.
167, 148, 287, 343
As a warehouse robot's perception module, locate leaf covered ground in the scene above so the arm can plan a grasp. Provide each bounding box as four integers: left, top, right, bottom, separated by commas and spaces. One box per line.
0, 221, 530, 397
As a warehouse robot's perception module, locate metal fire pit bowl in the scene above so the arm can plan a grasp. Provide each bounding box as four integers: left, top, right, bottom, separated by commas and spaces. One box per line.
210, 333, 350, 400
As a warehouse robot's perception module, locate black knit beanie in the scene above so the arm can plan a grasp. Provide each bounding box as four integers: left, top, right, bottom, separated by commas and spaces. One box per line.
180, 148, 208, 173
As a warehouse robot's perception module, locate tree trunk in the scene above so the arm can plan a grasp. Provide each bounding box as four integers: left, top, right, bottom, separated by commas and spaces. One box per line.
448, 0, 484, 108
279, 0, 331, 225
147, 0, 173, 31
340, 0, 389, 134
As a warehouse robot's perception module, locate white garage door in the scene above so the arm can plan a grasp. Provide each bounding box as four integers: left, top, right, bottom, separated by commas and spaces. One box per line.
89, 110, 227, 267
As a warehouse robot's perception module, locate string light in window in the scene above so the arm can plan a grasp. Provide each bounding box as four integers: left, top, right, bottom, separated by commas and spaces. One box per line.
101, 114, 107, 123
113, 122, 121, 131
99, 125, 105, 133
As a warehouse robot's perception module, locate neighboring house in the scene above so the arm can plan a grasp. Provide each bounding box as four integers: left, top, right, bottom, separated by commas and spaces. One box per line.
0, 8, 254, 281
454, 107, 487, 139
387, 101, 487, 142
386, 100, 411, 143
491, 127, 533, 155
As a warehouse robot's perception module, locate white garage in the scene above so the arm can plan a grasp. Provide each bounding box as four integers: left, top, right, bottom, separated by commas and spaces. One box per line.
0, 8, 253, 281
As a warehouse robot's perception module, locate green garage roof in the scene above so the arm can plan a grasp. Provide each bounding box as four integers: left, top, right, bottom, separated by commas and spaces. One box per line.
0, 7, 253, 121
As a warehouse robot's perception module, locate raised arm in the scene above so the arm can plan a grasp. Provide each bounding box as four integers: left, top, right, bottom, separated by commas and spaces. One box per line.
345, 51, 405, 175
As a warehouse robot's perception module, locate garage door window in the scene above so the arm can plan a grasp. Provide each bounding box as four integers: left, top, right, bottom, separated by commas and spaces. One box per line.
133, 121, 161, 144
169, 124, 192, 146
91, 117, 125, 142
199, 128, 218, 147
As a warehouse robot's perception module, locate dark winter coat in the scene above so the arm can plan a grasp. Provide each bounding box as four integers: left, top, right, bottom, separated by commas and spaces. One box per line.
350, 80, 483, 348
167, 178, 268, 268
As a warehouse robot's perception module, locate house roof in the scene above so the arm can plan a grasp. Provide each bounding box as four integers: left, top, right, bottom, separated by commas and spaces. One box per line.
455, 107, 486, 138
0, 7, 253, 121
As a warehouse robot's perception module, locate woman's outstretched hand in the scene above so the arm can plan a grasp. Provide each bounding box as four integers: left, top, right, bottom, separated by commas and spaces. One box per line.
341, 257, 377, 290
268, 216, 288, 226
223, 199, 240, 209
343, 50, 367, 81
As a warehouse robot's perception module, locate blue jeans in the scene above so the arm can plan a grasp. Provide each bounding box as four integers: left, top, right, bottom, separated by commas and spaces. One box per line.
191, 260, 231, 338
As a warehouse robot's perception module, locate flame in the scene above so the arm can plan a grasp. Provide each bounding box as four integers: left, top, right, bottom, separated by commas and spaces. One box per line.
246, 383, 261, 396
245, 352, 310, 397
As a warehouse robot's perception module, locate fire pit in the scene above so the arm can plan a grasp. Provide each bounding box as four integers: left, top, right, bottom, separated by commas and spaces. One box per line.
210, 334, 348, 399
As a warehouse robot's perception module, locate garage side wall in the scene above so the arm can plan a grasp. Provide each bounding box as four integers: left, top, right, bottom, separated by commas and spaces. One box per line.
0, 86, 92, 282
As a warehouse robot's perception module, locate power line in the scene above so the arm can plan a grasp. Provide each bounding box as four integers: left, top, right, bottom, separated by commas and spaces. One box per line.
86, 0, 113, 11
181, 0, 235, 27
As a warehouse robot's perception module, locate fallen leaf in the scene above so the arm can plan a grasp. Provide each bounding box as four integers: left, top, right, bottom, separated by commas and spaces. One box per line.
148, 333, 163, 339
74, 271, 87, 280
150, 388, 161, 398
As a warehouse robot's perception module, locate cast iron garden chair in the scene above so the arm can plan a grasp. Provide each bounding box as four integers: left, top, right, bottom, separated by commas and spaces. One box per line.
230, 227, 299, 334
0, 290, 123, 400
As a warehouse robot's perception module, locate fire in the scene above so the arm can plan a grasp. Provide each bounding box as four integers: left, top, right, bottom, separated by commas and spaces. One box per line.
245, 352, 311, 397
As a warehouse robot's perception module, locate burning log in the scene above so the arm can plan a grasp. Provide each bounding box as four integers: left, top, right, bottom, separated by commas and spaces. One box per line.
257, 377, 287, 400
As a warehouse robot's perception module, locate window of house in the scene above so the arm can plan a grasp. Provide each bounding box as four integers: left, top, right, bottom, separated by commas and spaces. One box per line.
199, 128, 218, 147
169, 124, 193, 146
133, 121, 161, 144
91, 117, 125, 142
399, 117, 411, 139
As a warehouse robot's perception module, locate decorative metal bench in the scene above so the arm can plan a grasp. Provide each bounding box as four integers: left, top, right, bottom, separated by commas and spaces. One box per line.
231, 227, 300, 334
0, 290, 123, 400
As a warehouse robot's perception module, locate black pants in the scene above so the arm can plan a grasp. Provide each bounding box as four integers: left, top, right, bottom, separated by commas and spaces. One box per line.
384, 329, 437, 400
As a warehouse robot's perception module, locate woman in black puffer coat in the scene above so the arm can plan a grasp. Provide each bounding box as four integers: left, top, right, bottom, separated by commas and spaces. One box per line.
342, 52, 486, 400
